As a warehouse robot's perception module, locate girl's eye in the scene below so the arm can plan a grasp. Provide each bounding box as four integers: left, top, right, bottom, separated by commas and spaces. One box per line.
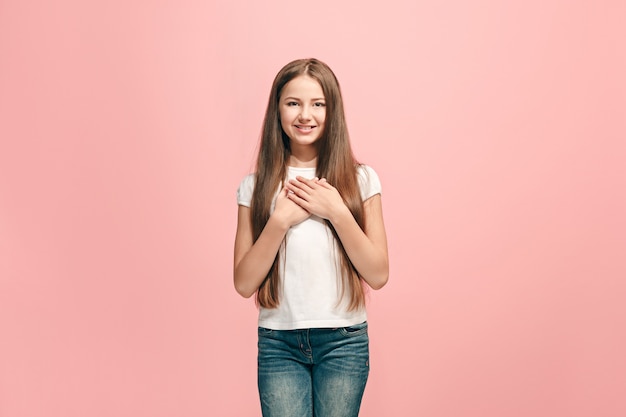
314, 102, 326, 107
286, 101, 299, 106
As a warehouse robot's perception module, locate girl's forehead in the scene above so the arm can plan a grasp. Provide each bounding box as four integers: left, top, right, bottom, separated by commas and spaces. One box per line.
281, 75, 324, 98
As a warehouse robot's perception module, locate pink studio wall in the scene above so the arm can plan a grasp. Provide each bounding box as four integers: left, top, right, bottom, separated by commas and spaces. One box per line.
1, 1, 624, 416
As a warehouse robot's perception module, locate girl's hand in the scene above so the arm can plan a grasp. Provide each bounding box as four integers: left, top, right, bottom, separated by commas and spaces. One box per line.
272, 186, 311, 227
285, 177, 350, 221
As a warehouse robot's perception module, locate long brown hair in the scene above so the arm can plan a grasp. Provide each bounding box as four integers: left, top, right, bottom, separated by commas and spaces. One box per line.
251, 58, 365, 310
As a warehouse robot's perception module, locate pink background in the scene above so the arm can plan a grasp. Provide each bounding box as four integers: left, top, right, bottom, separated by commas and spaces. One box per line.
1, 1, 625, 416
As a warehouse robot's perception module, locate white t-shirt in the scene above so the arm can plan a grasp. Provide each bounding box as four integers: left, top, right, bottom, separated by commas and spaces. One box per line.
237, 165, 382, 330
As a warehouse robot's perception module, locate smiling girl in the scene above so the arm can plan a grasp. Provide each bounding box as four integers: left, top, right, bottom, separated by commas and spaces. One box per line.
234, 58, 389, 417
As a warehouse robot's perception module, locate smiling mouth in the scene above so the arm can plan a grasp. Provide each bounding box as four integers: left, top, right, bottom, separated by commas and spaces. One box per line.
295, 125, 315, 130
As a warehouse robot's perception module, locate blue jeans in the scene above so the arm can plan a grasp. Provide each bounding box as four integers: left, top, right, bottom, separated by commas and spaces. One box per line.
257, 322, 370, 417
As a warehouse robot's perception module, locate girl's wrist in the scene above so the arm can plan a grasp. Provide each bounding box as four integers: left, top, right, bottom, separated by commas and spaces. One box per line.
328, 204, 352, 226
267, 213, 291, 233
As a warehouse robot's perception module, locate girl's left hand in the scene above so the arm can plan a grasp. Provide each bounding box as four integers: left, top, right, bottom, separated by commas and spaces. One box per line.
285, 176, 350, 221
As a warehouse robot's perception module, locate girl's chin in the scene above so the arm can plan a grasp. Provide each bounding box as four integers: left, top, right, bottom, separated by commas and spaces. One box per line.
290, 139, 320, 148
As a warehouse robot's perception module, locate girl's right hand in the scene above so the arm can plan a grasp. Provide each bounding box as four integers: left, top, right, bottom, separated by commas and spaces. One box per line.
272, 186, 311, 227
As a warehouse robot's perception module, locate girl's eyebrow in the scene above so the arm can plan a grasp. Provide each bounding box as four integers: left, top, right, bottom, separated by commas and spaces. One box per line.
282, 96, 326, 101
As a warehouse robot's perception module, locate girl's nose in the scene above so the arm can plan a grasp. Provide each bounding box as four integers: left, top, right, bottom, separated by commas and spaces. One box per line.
299, 106, 311, 120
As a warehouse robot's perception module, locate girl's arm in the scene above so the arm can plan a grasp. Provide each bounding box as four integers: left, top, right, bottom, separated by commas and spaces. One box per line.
328, 194, 389, 289
285, 178, 389, 289
233, 188, 310, 298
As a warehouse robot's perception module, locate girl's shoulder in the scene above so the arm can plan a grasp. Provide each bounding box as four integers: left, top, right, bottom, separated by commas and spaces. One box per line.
356, 164, 382, 201
236, 173, 256, 207
356, 164, 379, 179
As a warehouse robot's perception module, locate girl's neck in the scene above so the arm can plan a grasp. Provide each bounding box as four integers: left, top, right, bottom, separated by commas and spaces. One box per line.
288, 151, 317, 168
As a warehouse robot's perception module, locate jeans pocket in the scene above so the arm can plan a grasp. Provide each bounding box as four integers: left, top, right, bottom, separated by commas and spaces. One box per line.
338, 321, 368, 337
258, 327, 274, 335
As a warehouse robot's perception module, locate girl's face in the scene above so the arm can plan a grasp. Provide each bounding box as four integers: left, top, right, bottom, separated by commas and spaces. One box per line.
279, 75, 326, 149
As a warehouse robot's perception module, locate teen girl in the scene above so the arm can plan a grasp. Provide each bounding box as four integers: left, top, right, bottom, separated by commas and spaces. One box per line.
233, 58, 389, 417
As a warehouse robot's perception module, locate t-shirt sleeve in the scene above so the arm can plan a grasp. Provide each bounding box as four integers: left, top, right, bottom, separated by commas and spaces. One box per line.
357, 165, 382, 201
236, 174, 255, 207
